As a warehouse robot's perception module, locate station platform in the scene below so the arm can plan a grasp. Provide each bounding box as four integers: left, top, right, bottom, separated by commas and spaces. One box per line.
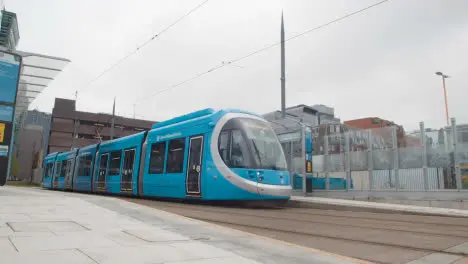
0, 186, 365, 264
290, 196, 468, 217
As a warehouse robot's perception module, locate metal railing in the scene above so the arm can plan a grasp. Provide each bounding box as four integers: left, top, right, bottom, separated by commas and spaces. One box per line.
269, 117, 468, 193
311, 118, 468, 192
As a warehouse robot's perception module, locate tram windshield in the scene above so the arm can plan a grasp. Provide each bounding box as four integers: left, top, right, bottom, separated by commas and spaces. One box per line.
218, 117, 288, 171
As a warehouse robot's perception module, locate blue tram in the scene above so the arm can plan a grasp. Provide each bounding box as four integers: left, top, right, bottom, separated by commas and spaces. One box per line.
42, 108, 292, 204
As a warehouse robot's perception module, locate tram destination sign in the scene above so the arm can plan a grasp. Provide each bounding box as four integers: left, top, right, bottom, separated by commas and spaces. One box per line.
0, 51, 21, 186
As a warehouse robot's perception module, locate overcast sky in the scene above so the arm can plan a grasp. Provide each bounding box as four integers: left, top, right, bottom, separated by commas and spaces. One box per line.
8, 0, 468, 131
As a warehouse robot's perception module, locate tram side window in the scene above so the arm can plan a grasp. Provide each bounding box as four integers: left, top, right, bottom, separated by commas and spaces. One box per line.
78, 155, 93, 176
149, 142, 166, 174
44, 163, 52, 178
219, 131, 229, 163
78, 157, 84, 176
218, 130, 250, 168
230, 130, 249, 168
60, 160, 68, 178
218, 130, 251, 168
84, 155, 93, 176
109, 150, 122, 175
166, 138, 185, 173
55, 162, 61, 178
65, 159, 73, 178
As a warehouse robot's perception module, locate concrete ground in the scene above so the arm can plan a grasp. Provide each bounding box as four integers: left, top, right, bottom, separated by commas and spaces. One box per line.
0, 186, 366, 264
300, 190, 468, 210
125, 196, 468, 264
291, 196, 468, 217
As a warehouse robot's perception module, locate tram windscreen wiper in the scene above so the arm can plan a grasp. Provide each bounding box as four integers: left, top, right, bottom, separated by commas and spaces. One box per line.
251, 140, 263, 168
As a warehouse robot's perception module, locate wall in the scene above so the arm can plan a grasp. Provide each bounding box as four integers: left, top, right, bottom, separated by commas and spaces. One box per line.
48, 98, 156, 154
15, 124, 44, 181
31, 168, 43, 185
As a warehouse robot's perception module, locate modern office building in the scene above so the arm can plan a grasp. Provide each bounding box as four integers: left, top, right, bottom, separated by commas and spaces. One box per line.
0, 10, 20, 51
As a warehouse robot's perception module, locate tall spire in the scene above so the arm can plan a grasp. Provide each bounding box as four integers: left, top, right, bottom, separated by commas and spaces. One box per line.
280, 10, 286, 118
112, 96, 116, 116
110, 97, 116, 140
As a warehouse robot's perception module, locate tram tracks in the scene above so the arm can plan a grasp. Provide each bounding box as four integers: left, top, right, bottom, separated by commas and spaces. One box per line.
124, 199, 468, 239
193, 217, 468, 264
122, 198, 468, 264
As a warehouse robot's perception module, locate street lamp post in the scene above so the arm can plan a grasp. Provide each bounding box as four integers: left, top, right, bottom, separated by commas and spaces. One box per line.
435, 71, 450, 127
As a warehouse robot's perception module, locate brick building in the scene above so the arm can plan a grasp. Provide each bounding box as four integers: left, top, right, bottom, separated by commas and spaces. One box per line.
48, 98, 156, 154
344, 117, 407, 148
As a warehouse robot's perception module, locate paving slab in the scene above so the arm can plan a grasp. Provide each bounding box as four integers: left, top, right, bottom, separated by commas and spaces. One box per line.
454, 257, 468, 264
0, 186, 367, 264
406, 253, 463, 264
1, 249, 96, 264
446, 242, 468, 255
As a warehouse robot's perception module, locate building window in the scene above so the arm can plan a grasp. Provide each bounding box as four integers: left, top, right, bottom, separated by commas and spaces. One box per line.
31, 112, 37, 124
53, 117, 74, 124
109, 150, 122, 175
51, 131, 73, 138
149, 142, 166, 174
166, 138, 185, 173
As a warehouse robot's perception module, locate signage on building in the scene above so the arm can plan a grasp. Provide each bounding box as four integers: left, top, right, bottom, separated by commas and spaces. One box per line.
0, 50, 21, 186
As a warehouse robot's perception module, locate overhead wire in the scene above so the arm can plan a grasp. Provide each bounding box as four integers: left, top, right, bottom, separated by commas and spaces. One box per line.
77, 0, 210, 96
134, 0, 390, 104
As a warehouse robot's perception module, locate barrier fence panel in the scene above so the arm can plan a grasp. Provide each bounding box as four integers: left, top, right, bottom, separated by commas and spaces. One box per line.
308, 119, 466, 193
279, 131, 304, 191
270, 117, 467, 193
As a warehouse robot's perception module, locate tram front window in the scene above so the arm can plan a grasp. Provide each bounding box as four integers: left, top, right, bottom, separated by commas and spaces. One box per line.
241, 119, 287, 171
218, 118, 287, 171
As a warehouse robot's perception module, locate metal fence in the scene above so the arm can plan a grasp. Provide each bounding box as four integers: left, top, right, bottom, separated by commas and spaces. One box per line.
310, 118, 468, 192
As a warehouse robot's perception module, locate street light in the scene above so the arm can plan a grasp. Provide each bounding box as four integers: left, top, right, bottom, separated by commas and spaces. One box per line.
435, 71, 450, 127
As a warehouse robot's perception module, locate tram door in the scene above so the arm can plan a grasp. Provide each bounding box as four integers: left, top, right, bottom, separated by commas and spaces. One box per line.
97, 153, 109, 191
53, 161, 61, 188
186, 136, 204, 196
121, 148, 136, 193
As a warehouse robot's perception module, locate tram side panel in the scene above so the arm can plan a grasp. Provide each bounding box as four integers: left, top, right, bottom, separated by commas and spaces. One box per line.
64, 149, 79, 190
73, 144, 99, 192
54, 152, 75, 190
42, 153, 58, 189
100, 133, 146, 196
128, 133, 146, 196
142, 125, 210, 200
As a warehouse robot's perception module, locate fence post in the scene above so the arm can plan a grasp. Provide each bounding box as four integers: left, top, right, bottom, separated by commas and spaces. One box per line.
367, 130, 374, 190
345, 132, 352, 190
452, 118, 461, 191
290, 141, 294, 190
302, 126, 307, 195
392, 126, 400, 190
324, 134, 330, 190
420, 122, 429, 191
